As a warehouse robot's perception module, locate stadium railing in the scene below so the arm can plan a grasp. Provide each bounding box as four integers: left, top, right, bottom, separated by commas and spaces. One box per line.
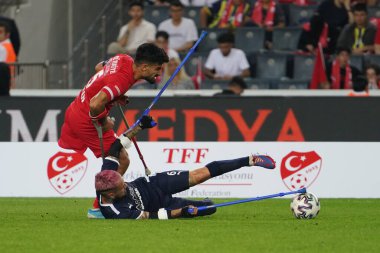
9, 62, 68, 89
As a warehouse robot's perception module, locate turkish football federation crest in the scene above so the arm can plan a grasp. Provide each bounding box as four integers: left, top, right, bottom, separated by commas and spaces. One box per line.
47, 151, 88, 195
281, 151, 322, 191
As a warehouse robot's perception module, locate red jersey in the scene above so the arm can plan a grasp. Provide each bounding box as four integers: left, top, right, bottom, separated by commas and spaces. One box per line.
72, 54, 136, 117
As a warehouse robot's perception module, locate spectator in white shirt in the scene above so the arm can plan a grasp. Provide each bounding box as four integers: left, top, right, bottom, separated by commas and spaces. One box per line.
204, 32, 251, 80
180, 0, 218, 6
158, 0, 198, 53
107, 1, 156, 55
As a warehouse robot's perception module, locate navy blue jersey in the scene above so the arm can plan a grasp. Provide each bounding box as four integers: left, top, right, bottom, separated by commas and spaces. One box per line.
98, 170, 190, 219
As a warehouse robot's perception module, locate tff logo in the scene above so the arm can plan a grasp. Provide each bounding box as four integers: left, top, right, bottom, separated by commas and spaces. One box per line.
47, 151, 88, 194
280, 151, 322, 191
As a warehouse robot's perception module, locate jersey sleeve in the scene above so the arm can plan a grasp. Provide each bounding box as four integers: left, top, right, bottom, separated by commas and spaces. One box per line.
100, 56, 133, 102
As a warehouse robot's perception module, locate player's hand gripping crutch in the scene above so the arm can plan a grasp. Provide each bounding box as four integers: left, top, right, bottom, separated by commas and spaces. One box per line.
117, 104, 152, 176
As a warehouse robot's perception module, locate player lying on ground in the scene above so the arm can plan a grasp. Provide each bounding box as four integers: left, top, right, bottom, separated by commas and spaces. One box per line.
58, 43, 169, 176
95, 134, 276, 219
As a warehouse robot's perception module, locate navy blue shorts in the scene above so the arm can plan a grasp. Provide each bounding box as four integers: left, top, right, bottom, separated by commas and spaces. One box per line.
149, 170, 189, 195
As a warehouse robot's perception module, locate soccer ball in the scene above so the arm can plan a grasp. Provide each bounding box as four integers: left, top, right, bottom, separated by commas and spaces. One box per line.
290, 192, 320, 219
289, 173, 307, 190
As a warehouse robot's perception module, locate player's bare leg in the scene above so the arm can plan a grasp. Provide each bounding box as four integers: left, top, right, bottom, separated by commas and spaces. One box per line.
117, 148, 130, 175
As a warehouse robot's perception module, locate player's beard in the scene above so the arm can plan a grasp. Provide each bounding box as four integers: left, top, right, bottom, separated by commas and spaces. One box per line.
144, 75, 158, 84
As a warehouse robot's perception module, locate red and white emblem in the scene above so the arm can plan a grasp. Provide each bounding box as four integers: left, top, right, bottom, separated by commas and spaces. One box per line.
47, 151, 88, 195
281, 151, 322, 191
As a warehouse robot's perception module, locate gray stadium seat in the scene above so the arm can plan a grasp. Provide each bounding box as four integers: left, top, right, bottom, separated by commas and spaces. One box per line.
235, 27, 265, 53
200, 80, 230, 89
196, 28, 229, 53
272, 28, 302, 52
350, 55, 363, 72
131, 81, 157, 90
293, 54, 315, 80
144, 6, 170, 25
184, 6, 202, 27
368, 7, 380, 19
364, 55, 380, 69
288, 5, 316, 26
249, 79, 271, 89
256, 54, 288, 79
181, 52, 208, 76
276, 80, 309, 89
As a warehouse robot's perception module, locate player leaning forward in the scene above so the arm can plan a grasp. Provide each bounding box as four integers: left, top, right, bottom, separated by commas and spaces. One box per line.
95, 120, 276, 219
58, 43, 169, 176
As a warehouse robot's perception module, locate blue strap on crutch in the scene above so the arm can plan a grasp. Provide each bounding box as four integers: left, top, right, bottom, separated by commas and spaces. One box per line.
127, 31, 208, 131
188, 188, 307, 213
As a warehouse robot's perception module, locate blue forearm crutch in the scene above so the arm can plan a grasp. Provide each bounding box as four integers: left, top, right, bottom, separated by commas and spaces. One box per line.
188, 188, 307, 213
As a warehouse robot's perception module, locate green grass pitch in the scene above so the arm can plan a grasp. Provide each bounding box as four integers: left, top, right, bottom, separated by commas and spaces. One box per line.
1, 198, 379, 253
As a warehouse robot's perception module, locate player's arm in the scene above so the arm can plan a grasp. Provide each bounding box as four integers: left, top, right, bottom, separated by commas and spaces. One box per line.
89, 91, 109, 126
142, 206, 198, 220
95, 60, 108, 73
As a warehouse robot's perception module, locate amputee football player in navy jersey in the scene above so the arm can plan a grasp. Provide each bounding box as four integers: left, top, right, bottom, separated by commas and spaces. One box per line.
94, 116, 276, 219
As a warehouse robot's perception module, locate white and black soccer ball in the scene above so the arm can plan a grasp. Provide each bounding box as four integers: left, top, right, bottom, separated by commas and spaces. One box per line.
290, 192, 320, 219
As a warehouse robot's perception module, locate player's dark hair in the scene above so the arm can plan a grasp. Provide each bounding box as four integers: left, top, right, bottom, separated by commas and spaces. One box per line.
135, 43, 169, 65
170, 0, 184, 8
156, 30, 169, 41
336, 46, 351, 55
129, 0, 144, 10
0, 21, 10, 34
217, 32, 235, 44
229, 76, 247, 89
352, 3, 367, 13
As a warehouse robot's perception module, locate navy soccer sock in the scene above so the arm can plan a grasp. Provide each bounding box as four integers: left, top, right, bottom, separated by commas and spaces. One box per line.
206, 157, 249, 177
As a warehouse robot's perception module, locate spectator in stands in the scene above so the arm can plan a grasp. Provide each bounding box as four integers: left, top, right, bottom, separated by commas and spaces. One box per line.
322, 47, 361, 89
204, 32, 250, 80
0, 15, 20, 56
158, 0, 198, 52
180, 0, 219, 6
348, 76, 369, 96
298, 0, 353, 55
149, 0, 171, 5
365, 64, 380, 89
0, 21, 16, 64
159, 57, 194, 89
337, 4, 376, 55
245, 0, 285, 49
107, 1, 156, 55
200, 0, 251, 28
0, 62, 10, 96
155, 31, 180, 60
214, 76, 247, 96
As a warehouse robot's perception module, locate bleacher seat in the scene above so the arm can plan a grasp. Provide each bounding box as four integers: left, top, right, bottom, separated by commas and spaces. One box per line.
275, 80, 309, 89
272, 28, 302, 51
200, 80, 230, 89
144, 6, 169, 25
235, 27, 265, 53
288, 5, 316, 26
255, 53, 288, 79
350, 55, 363, 72
293, 54, 315, 80
131, 81, 157, 89
184, 6, 202, 27
368, 7, 380, 19
249, 79, 271, 89
181, 52, 208, 76
364, 55, 380, 69
197, 28, 229, 53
